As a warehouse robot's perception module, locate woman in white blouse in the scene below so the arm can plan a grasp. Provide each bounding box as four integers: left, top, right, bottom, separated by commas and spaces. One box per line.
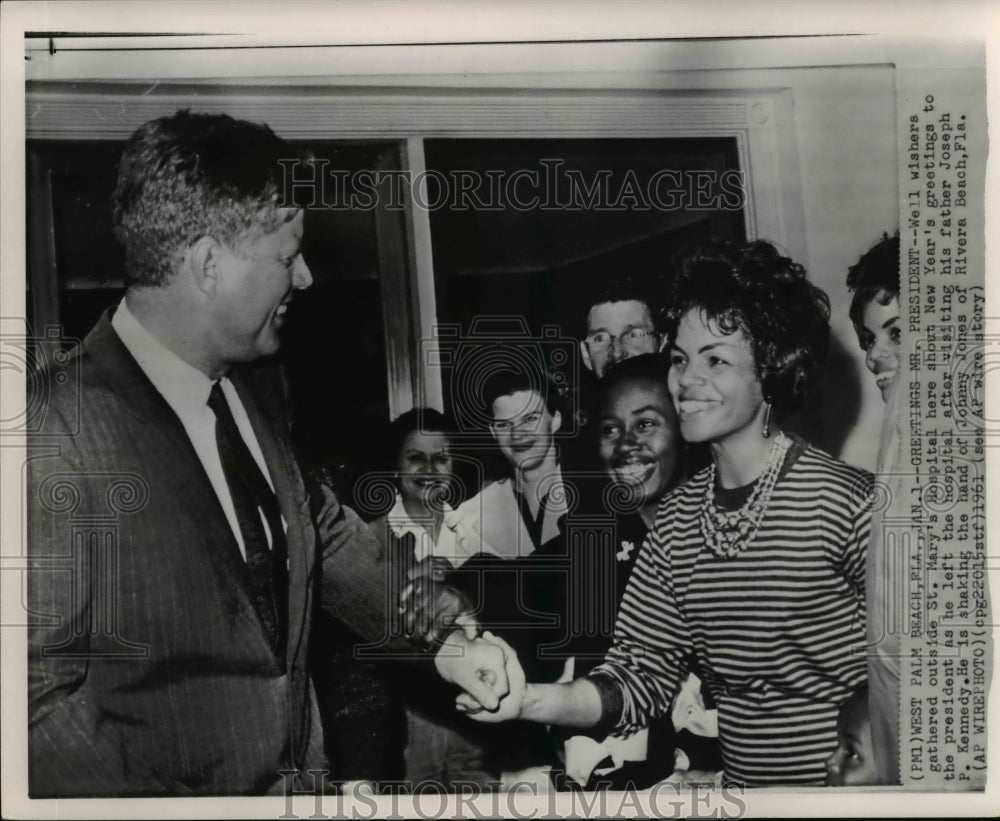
368, 408, 496, 792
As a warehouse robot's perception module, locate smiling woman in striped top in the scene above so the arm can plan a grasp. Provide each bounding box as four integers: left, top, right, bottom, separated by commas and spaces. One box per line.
458, 240, 874, 787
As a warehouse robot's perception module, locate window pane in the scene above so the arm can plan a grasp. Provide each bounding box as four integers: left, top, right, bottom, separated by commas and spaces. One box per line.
425, 137, 746, 418
280, 143, 393, 492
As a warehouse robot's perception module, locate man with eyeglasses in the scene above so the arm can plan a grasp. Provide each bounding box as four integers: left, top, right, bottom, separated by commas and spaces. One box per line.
563, 273, 667, 484
580, 275, 665, 380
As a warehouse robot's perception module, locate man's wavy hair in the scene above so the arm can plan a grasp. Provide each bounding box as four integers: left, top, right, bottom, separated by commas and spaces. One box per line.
580, 271, 662, 337
661, 240, 831, 418
112, 109, 299, 287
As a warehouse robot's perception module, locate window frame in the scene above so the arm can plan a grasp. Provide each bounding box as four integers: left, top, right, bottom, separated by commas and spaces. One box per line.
26, 86, 803, 415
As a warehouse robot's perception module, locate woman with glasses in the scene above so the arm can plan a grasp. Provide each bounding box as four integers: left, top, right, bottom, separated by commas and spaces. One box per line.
451, 369, 571, 559
410, 369, 573, 785
456, 241, 874, 787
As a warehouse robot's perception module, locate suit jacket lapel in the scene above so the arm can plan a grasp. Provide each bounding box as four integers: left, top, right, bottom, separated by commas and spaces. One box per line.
81, 311, 272, 643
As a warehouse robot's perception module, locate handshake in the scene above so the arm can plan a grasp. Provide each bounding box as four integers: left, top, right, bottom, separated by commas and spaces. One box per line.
400, 557, 526, 721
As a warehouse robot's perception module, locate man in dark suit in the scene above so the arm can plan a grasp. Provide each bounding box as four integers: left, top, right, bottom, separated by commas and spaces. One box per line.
27, 110, 507, 797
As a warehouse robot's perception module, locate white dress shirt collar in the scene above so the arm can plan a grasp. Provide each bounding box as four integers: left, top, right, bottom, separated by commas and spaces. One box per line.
111, 298, 214, 426
110, 299, 276, 560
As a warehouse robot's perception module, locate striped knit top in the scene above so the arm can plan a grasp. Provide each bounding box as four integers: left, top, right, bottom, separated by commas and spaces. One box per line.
590, 442, 873, 785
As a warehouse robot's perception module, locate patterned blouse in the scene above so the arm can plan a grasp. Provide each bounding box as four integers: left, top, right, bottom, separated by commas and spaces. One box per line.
590, 442, 873, 785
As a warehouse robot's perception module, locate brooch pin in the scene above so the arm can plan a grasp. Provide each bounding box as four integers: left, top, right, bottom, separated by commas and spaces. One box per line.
616, 540, 635, 561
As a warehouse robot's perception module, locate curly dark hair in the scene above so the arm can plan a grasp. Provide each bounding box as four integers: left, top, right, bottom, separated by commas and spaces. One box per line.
381, 407, 456, 475
112, 109, 303, 287
846, 232, 900, 347
661, 240, 831, 417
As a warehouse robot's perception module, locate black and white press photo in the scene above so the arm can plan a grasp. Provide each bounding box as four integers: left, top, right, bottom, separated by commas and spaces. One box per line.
1, 2, 993, 818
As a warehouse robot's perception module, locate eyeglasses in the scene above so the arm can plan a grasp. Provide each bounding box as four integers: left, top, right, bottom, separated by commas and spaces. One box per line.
489, 410, 545, 435
585, 328, 658, 351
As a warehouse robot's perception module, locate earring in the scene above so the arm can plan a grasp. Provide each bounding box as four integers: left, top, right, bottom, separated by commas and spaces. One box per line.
762, 402, 772, 439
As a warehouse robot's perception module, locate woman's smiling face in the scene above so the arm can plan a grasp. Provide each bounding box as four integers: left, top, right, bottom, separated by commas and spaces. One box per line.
856, 292, 902, 402
667, 309, 767, 447
599, 377, 681, 507
397, 429, 454, 508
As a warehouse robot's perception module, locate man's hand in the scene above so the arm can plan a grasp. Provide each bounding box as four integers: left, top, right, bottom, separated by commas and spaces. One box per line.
454, 632, 526, 723
434, 630, 510, 711
399, 577, 476, 647
407, 555, 453, 583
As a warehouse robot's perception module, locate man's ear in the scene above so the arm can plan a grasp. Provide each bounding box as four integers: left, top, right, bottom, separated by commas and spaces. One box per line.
551, 409, 562, 435
188, 236, 224, 298
658, 333, 669, 353
579, 340, 594, 372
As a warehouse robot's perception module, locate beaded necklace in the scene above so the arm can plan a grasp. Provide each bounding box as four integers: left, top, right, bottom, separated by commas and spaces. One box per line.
699, 432, 792, 559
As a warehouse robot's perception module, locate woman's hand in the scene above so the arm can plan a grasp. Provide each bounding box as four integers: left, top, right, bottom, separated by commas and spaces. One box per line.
455, 632, 526, 723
